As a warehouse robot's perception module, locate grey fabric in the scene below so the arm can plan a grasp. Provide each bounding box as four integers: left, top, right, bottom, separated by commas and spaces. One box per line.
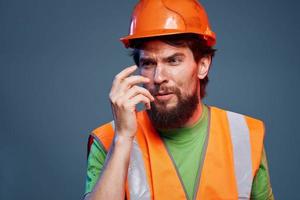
226, 111, 253, 199
127, 139, 151, 200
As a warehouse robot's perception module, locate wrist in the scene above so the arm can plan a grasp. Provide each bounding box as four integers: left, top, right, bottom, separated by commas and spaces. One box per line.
115, 129, 135, 140
113, 135, 134, 159
115, 134, 134, 147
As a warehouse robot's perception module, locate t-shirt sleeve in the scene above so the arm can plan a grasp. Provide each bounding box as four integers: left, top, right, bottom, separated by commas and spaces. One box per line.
84, 136, 107, 196
250, 147, 275, 200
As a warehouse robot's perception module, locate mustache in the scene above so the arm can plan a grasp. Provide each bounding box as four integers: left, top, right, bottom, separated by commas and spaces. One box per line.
148, 85, 179, 95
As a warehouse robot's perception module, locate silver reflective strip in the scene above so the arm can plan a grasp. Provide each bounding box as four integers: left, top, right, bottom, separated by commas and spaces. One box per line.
111, 121, 151, 200
226, 111, 253, 199
127, 140, 151, 200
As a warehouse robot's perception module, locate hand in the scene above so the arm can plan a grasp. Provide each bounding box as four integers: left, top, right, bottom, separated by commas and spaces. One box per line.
109, 65, 154, 139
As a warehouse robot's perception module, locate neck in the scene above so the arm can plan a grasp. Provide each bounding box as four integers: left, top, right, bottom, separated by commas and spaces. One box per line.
182, 102, 203, 127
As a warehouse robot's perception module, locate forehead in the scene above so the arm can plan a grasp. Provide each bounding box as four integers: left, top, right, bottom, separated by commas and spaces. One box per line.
139, 40, 191, 58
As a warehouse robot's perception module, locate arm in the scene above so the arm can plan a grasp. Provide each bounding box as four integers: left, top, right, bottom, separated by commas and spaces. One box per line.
250, 147, 275, 200
83, 137, 106, 198
85, 135, 133, 200
83, 137, 132, 200
85, 65, 154, 200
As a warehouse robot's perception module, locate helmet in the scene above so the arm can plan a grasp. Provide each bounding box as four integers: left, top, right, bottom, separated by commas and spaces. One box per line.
120, 0, 216, 48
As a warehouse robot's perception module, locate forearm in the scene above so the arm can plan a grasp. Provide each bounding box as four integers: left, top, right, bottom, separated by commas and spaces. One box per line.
87, 135, 133, 200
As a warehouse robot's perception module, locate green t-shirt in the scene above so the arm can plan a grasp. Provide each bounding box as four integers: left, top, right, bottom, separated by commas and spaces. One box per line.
84, 105, 274, 199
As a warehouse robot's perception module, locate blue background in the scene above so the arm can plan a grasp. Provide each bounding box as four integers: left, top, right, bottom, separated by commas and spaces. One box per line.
1, 0, 299, 199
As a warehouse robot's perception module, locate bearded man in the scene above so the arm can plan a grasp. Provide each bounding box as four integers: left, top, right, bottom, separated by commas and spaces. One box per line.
83, 1, 274, 200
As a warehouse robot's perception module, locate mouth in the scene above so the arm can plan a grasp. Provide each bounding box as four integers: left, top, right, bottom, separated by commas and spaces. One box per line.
155, 93, 174, 101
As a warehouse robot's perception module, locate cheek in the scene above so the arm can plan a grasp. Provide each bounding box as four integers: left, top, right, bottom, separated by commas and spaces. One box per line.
141, 68, 154, 82
142, 83, 152, 92
140, 68, 152, 79
173, 65, 198, 93
140, 70, 154, 90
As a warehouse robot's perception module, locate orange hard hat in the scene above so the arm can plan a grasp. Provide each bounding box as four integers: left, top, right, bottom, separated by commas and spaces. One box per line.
120, 0, 216, 48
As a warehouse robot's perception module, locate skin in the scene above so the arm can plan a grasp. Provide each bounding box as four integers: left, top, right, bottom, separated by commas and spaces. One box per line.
85, 40, 211, 200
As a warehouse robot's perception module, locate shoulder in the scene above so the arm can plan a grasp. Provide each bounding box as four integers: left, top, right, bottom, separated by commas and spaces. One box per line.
89, 110, 148, 150
209, 106, 264, 125
210, 106, 266, 170
92, 120, 115, 138
209, 105, 265, 135
90, 120, 115, 152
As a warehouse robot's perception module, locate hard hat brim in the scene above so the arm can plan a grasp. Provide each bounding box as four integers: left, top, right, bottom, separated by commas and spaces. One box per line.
120, 29, 216, 48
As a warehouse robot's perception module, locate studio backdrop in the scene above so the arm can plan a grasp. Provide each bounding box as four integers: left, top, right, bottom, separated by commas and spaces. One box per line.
0, 0, 299, 199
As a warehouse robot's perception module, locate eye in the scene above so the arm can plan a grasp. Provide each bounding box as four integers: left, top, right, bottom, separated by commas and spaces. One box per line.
168, 57, 182, 65
140, 61, 156, 69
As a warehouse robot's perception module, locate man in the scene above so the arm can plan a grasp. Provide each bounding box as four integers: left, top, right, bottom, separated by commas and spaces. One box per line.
84, 0, 274, 199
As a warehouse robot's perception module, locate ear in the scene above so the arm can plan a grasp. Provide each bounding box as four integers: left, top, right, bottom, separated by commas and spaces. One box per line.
197, 55, 212, 79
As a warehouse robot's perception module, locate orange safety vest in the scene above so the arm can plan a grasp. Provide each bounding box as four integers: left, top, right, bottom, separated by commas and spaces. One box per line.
90, 106, 264, 200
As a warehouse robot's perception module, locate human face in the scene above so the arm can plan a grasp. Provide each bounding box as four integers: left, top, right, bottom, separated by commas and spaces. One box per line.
139, 40, 200, 112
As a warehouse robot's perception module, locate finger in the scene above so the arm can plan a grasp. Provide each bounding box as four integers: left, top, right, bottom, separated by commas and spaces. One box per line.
120, 75, 150, 91
125, 94, 151, 110
124, 85, 154, 101
114, 65, 137, 83
111, 65, 138, 95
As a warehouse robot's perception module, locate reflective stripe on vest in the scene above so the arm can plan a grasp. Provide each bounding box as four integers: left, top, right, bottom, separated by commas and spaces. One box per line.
226, 111, 253, 199
110, 121, 151, 200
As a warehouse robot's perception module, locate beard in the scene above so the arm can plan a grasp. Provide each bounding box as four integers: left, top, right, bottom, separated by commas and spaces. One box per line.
146, 84, 199, 129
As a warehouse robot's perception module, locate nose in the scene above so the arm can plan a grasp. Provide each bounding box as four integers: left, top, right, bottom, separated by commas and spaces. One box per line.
153, 63, 167, 84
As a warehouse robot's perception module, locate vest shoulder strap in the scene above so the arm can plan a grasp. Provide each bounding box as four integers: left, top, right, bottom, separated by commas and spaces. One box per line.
244, 114, 265, 175
91, 121, 115, 152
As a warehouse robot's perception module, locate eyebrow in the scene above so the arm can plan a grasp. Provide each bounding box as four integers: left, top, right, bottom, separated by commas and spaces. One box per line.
139, 52, 185, 64
162, 53, 185, 62
139, 57, 156, 64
